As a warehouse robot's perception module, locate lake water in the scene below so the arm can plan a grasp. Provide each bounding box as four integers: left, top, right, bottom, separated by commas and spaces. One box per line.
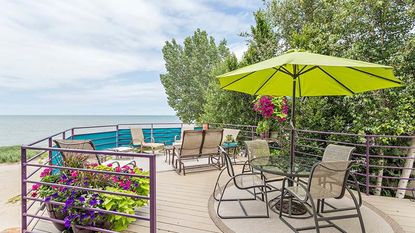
0, 115, 181, 146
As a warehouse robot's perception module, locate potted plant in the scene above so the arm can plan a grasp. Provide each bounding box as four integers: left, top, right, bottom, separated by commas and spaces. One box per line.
253, 96, 289, 139
34, 163, 150, 232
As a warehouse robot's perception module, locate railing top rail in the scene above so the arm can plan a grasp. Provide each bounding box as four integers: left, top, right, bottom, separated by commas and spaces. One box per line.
294, 128, 415, 138
26, 129, 72, 146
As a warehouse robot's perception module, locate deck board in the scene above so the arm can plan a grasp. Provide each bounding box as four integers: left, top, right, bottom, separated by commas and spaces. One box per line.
31, 168, 415, 233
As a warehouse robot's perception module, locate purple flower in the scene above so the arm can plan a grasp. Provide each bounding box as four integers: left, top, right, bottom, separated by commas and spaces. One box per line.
78, 196, 85, 203
64, 216, 71, 228
89, 199, 98, 206
44, 196, 51, 202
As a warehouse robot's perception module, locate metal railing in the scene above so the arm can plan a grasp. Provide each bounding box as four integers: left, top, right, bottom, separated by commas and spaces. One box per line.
21, 122, 415, 232
21, 124, 159, 233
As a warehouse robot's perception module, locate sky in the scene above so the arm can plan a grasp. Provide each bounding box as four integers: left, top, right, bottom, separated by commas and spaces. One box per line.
0, 0, 262, 115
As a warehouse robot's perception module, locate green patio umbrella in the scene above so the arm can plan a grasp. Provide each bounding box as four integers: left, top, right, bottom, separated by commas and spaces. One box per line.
217, 51, 402, 170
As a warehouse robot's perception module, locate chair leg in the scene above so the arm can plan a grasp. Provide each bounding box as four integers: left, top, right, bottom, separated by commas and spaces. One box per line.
347, 187, 366, 233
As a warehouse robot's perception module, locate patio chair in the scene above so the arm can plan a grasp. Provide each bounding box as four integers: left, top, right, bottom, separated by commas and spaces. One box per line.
244, 140, 284, 187
202, 129, 224, 168
130, 127, 164, 153
318, 144, 359, 212
279, 160, 365, 233
173, 130, 204, 175
54, 139, 136, 168
173, 124, 195, 145
213, 147, 270, 219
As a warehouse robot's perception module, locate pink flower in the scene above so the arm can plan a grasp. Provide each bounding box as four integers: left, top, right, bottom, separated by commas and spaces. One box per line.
32, 184, 40, 191
115, 167, 121, 173
31, 192, 37, 197
71, 171, 78, 178
40, 168, 51, 178
107, 163, 113, 167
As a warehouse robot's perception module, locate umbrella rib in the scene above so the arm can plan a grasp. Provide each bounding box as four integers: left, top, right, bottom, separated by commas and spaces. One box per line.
280, 66, 294, 76
347, 67, 402, 84
273, 66, 291, 76
318, 67, 355, 95
298, 65, 308, 74
298, 65, 318, 75
298, 76, 302, 97
253, 67, 281, 95
221, 71, 256, 89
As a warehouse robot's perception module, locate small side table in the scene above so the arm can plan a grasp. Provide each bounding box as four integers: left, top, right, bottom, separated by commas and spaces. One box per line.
108, 147, 134, 159
164, 145, 174, 165
222, 142, 239, 163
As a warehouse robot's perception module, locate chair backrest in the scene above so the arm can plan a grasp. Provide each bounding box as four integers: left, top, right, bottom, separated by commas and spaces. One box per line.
222, 128, 240, 144
130, 128, 145, 145
178, 130, 204, 157
179, 124, 195, 140
322, 144, 355, 161
244, 140, 270, 160
201, 129, 223, 155
54, 139, 100, 164
308, 160, 353, 199
220, 146, 235, 178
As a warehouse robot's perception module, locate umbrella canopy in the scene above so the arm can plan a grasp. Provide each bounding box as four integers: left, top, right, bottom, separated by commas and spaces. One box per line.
218, 51, 402, 97
217, 51, 403, 172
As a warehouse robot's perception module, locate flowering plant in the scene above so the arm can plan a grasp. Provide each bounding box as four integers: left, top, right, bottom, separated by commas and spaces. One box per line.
253, 96, 289, 122
33, 163, 150, 231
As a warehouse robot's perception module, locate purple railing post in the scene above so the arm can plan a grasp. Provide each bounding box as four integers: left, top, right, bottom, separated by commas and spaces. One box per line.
21, 147, 27, 232
62, 131, 66, 139
48, 137, 53, 163
149, 154, 157, 233
365, 135, 371, 195
115, 125, 119, 147
71, 128, 75, 139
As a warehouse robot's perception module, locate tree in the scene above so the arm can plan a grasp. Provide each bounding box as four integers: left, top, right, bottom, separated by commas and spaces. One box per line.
200, 10, 280, 125
160, 29, 230, 123
265, 0, 415, 196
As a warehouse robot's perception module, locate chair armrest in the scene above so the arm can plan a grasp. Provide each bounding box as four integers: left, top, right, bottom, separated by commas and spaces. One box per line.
174, 135, 180, 142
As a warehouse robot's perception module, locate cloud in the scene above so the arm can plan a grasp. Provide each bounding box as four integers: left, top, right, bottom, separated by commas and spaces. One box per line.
0, 0, 261, 114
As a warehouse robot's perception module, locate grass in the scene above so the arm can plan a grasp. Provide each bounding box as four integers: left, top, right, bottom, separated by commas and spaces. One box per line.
0, 145, 39, 163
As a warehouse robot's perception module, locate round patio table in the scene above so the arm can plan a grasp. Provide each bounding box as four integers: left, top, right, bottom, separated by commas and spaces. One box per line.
250, 154, 320, 217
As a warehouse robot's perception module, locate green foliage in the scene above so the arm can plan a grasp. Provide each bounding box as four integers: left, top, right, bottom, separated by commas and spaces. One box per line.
160, 29, 230, 123
0, 146, 39, 163
99, 187, 140, 231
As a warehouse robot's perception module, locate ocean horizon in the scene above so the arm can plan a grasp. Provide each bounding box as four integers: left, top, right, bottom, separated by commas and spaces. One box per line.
0, 115, 181, 146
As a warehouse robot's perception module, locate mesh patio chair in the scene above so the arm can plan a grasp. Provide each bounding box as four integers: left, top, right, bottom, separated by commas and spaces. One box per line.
202, 129, 224, 168
279, 160, 365, 233
317, 144, 359, 213
213, 147, 271, 219
130, 127, 164, 153
244, 140, 284, 187
173, 130, 204, 175
54, 139, 136, 168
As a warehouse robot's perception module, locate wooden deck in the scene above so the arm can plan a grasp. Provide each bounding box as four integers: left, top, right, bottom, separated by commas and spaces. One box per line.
32, 169, 415, 233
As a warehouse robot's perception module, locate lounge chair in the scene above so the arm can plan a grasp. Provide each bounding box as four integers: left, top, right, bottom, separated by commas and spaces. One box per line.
213, 147, 270, 219
279, 160, 365, 233
54, 139, 136, 168
173, 130, 204, 175
130, 127, 164, 153
173, 124, 195, 145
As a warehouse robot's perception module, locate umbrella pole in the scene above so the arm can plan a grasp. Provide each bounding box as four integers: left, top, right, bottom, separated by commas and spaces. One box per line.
289, 79, 296, 174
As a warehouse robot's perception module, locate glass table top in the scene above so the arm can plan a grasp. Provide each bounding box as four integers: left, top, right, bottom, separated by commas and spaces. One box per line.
250, 155, 321, 177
